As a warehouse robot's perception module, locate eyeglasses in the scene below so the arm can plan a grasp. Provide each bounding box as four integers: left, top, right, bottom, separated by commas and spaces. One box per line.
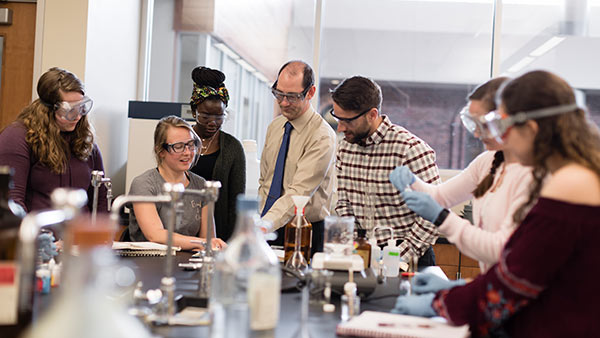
55, 96, 93, 121
196, 112, 228, 123
481, 102, 579, 144
271, 86, 310, 104
329, 107, 372, 124
162, 139, 199, 153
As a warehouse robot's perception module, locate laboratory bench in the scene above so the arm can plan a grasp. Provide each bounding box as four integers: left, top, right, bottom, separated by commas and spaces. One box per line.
34, 251, 437, 338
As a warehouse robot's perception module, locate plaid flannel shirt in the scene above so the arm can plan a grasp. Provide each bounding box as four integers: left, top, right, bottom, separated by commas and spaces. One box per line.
335, 115, 441, 261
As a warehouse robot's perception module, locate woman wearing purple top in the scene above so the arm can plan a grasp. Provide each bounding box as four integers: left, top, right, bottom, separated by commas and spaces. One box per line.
0, 67, 107, 214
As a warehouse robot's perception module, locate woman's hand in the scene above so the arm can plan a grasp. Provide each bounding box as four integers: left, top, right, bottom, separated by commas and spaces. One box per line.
191, 237, 227, 250
211, 238, 227, 250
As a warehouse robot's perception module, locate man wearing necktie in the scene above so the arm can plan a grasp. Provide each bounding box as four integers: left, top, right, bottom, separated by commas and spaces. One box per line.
258, 60, 336, 255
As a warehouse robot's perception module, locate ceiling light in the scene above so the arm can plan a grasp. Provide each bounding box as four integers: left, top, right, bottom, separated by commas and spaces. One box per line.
529, 36, 565, 57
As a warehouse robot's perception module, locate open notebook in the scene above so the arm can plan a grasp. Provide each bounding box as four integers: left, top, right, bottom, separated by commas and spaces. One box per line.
336, 311, 469, 338
112, 242, 181, 257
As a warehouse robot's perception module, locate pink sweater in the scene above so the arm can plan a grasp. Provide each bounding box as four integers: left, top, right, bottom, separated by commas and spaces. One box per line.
411, 151, 532, 272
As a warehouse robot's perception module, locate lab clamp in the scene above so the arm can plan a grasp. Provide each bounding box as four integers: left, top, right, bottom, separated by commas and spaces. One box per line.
110, 181, 221, 324
17, 188, 88, 317
90, 170, 113, 224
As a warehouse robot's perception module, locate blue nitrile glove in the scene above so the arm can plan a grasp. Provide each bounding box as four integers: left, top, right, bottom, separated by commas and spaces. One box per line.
391, 293, 437, 317
401, 190, 443, 223
412, 273, 466, 294
389, 166, 416, 192
37, 233, 58, 262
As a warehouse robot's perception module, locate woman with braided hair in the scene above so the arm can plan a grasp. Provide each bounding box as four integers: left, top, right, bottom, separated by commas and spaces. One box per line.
0, 67, 107, 214
189, 66, 245, 242
390, 77, 532, 273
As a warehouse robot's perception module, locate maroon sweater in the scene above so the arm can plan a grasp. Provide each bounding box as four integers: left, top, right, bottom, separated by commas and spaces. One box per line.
0, 122, 107, 213
433, 197, 600, 337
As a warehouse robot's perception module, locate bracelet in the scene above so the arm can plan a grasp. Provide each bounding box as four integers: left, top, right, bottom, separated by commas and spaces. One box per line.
434, 208, 450, 226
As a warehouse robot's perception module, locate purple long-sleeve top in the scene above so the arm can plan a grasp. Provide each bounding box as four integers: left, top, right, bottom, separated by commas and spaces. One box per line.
0, 122, 107, 213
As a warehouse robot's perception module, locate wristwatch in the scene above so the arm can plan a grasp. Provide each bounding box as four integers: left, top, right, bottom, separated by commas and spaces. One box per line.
434, 208, 450, 226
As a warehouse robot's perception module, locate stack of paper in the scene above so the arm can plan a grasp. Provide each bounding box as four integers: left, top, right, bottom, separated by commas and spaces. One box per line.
336, 311, 469, 338
112, 242, 181, 257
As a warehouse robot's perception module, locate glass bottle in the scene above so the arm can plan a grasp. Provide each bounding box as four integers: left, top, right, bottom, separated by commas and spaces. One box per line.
399, 272, 415, 296
283, 206, 312, 264
210, 195, 281, 338
353, 229, 371, 269
341, 282, 360, 322
0, 166, 28, 337
22, 216, 153, 338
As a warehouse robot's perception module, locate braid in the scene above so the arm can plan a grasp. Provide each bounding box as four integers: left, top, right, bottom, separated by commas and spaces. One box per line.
472, 151, 505, 198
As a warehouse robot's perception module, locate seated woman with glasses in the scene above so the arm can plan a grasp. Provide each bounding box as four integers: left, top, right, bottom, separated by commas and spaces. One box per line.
128, 115, 227, 250
189, 66, 246, 242
389, 77, 532, 274
0, 67, 107, 214
393, 70, 600, 337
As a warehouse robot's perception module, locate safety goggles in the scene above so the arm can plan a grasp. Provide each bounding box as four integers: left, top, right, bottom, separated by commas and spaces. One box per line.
482, 102, 580, 144
196, 112, 228, 124
55, 96, 93, 121
459, 105, 495, 140
270, 87, 310, 104
329, 107, 372, 124
162, 139, 199, 153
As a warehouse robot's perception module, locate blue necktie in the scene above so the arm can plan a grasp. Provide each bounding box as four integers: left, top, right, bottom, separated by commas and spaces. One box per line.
262, 121, 293, 216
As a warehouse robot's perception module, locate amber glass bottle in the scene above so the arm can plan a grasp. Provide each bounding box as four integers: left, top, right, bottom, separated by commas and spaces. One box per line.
354, 229, 371, 269
283, 207, 312, 263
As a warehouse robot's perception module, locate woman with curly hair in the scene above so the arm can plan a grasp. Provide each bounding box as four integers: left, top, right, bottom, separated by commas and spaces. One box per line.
393, 70, 600, 337
0, 67, 107, 213
189, 66, 246, 242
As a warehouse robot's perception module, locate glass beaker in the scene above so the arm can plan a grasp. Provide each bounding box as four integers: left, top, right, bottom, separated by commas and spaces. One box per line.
323, 216, 355, 257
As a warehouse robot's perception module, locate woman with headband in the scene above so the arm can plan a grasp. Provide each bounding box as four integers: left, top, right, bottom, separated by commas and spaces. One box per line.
0, 67, 107, 214
393, 70, 600, 337
389, 77, 532, 275
189, 66, 246, 242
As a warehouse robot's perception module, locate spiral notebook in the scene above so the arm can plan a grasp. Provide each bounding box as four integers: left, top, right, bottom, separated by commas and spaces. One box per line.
336, 311, 469, 338
112, 241, 181, 257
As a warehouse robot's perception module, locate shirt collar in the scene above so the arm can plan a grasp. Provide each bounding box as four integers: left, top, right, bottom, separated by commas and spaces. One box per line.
362, 115, 391, 146
287, 105, 315, 133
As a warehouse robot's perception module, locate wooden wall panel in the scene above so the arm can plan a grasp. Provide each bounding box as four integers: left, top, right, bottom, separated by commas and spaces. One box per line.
0, 2, 36, 130
433, 243, 480, 280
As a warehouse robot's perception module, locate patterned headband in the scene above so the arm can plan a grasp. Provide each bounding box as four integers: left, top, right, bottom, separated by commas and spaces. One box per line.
190, 83, 230, 107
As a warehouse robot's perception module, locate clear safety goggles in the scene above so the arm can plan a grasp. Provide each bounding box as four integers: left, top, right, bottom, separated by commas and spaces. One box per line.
459, 105, 497, 140
196, 112, 228, 124
482, 102, 580, 144
55, 96, 93, 121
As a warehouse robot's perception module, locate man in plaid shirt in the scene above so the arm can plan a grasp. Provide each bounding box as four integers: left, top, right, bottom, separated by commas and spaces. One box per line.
332, 76, 441, 266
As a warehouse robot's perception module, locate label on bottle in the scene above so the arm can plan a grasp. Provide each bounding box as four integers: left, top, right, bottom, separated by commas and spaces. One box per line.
247, 272, 281, 330
355, 249, 370, 269
0, 262, 19, 324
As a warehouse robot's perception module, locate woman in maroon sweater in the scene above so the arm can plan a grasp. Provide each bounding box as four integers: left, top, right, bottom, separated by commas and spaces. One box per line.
393, 70, 600, 337
0, 67, 106, 213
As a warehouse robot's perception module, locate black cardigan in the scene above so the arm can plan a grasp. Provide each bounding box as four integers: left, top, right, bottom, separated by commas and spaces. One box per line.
191, 131, 246, 241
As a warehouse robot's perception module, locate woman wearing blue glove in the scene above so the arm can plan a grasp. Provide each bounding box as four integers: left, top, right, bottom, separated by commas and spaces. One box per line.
390, 77, 532, 274
393, 70, 600, 337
